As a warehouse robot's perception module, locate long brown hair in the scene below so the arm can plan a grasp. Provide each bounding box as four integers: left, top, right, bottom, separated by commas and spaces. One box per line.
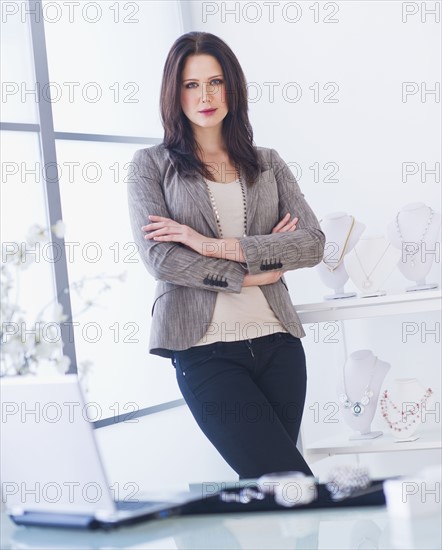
160, 31, 262, 186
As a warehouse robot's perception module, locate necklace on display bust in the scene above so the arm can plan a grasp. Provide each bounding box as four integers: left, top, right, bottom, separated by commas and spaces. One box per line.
321, 216, 355, 272
204, 169, 247, 238
339, 355, 377, 417
380, 388, 433, 432
395, 207, 434, 268
354, 243, 391, 290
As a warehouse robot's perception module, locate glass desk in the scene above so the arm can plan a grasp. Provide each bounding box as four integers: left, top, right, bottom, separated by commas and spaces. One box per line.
2, 504, 440, 549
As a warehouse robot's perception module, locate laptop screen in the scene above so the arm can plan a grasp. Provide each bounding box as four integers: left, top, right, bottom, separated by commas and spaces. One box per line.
1, 375, 117, 517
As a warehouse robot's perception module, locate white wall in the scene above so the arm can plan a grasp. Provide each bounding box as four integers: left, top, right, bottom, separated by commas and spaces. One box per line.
95, 405, 238, 494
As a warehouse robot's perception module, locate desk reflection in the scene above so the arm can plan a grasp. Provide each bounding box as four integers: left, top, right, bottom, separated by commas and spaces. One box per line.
3, 506, 439, 550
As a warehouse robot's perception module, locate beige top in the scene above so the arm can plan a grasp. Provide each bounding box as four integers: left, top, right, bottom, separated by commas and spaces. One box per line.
193, 178, 287, 346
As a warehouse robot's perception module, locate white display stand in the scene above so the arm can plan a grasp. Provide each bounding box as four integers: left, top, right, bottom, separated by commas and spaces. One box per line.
344, 235, 401, 298
317, 212, 365, 300
386, 202, 441, 292
338, 350, 390, 440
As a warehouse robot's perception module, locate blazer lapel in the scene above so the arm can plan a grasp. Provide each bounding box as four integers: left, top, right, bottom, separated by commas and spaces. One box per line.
240, 163, 260, 236
177, 171, 220, 237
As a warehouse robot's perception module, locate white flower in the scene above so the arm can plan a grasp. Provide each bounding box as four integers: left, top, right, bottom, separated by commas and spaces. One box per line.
26, 224, 48, 245
1, 331, 26, 354
0, 330, 32, 375
0, 221, 117, 384
0, 356, 10, 377
0, 265, 13, 296
71, 279, 85, 291
78, 359, 93, 376
52, 302, 68, 323
0, 353, 30, 376
1, 244, 35, 270
35, 321, 61, 343
54, 354, 71, 374
27, 357, 40, 375
0, 301, 19, 323
51, 220, 66, 239
34, 340, 60, 360
14, 245, 36, 270
2, 242, 20, 265
117, 271, 128, 283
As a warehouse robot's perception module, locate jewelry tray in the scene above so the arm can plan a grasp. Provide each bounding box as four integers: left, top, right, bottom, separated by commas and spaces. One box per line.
177, 479, 386, 516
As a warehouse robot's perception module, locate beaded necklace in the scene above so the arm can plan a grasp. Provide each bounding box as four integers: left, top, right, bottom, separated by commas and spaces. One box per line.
395, 207, 434, 268
380, 387, 433, 432
204, 170, 247, 238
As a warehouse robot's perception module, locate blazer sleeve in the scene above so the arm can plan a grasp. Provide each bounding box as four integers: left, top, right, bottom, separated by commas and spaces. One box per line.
127, 148, 247, 293
237, 148, 325, 275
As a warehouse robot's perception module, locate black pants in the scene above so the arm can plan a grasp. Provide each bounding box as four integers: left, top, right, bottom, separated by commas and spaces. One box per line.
171, 332, 313, 479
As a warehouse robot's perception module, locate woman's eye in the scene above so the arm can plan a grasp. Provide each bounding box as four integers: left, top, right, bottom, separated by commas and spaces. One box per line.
185, 79, 223, 89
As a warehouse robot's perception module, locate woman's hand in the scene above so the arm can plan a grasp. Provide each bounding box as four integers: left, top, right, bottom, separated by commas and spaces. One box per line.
142, 215, 210, 255
242, 270, 284, 287
272, 213, 298, 233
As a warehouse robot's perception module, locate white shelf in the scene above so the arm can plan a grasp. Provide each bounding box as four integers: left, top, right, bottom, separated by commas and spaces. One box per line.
295, 289, 441, 323
297, 288, 442, 464
305, 429, 442, 462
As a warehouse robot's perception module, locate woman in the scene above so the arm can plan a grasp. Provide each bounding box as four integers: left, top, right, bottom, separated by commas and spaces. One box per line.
127, 32, 325, 479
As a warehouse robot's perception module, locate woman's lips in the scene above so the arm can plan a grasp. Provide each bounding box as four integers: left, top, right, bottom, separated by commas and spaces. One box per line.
199, 108, 217, 115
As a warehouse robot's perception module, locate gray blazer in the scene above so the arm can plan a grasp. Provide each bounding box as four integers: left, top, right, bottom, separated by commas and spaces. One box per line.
127, 143, 325, 358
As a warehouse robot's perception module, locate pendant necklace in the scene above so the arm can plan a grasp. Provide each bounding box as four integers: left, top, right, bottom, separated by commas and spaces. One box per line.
339, 356, 377, 416
395, 207, 434, 268
353, 243, 391, 290
321, 216, 355, 272
204, 169, 247, 238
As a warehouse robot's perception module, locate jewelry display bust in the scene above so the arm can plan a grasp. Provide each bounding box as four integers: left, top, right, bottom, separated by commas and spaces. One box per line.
337, 350, 390, 440
380, 378, 433, 441
317, 212, 365, 300
344, 234, 402, 297
386, 202, 441, 292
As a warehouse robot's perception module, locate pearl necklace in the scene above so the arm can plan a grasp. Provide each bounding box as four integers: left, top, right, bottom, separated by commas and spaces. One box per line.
395, 207, 434, 268
339, 356, 377, 416
203, 171, 247, 238
353, 243, 391, 290
380, 388, 433, 432
321, 216, 356, 272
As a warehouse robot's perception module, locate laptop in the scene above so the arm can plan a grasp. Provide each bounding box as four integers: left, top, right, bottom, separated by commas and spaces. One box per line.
0, 375, 208, 529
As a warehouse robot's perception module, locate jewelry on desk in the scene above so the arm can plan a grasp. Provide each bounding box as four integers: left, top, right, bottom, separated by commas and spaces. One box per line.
320, 216, 355, 272
395, 207, 434, 268
219, 486, 265, 504
257, 471, 317, 507
353, 243, 391, 289
339, 356, 378, 416
219, 472, 318, 508
326, 465, 371, 501
204, 168, 247, 238
380, 387, 433, 432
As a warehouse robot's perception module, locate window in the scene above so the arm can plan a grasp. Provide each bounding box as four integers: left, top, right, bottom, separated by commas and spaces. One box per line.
1, 0, 185, 419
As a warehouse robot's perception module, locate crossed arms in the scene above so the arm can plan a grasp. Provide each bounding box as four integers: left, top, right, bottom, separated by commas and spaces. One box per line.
127, 147, 325, 293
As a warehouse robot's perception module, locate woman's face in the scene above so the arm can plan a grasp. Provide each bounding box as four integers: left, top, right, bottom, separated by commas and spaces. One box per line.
180, 54, 229, 132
